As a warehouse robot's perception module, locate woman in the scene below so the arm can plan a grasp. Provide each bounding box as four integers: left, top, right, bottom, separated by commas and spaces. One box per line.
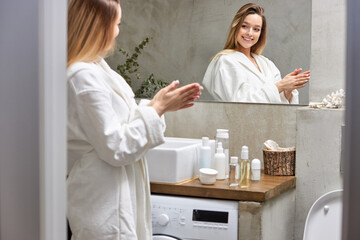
202, 3, 310, 103
66, 0, 202, 239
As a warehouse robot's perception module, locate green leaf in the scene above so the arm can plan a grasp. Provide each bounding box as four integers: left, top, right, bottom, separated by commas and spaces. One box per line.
118, 37, 169, 97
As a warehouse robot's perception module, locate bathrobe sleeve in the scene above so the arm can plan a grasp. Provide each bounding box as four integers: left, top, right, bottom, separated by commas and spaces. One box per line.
139, 98, 166, 132
68, 68, 165, 167
265, 57, 299, 104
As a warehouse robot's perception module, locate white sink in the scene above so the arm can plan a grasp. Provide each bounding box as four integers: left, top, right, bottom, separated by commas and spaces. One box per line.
145, 137, 201, 183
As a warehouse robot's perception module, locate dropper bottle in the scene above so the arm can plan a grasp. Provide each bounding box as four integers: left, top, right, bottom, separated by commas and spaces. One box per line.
239, 146, 250, 188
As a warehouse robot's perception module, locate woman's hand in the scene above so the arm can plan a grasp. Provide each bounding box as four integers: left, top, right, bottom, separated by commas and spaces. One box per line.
148, 80, 203, 116
275, 68, 310, 93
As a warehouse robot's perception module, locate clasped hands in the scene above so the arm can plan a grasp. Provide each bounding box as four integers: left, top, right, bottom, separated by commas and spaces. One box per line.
275, 68, 310, 101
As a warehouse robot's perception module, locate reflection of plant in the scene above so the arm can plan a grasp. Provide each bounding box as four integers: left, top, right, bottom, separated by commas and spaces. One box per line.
116, 37, 169, 98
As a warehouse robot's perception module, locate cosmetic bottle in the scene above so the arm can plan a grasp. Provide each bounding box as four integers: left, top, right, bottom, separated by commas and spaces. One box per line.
199, 137, 212, 170
208, 139, 216, 168
229, 156, 239, 187
215, 129, 229, 178
239, 146, 250, 188
214, 142, 226, 180
251, 158, 261, 181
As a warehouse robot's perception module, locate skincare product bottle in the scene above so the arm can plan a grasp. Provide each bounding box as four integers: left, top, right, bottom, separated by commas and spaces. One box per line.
209, 139, 216, 168
229, 156, 239, 187
215, 129, 229, 178
239, 145, 250, 188
251, 158, 261, 181
199, 137, 212, 169
214, 142, 226, 180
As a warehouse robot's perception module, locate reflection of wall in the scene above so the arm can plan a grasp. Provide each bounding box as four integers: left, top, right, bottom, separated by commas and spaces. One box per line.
106, 0, 311, 104
310, 0, 346, 101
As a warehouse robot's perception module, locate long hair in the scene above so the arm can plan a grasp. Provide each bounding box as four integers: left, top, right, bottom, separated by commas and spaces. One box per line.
223, 3, 267, 55
67, 0, 120, 67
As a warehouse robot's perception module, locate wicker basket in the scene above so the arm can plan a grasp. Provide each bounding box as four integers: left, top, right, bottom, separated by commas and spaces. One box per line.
263, 149, 295, 176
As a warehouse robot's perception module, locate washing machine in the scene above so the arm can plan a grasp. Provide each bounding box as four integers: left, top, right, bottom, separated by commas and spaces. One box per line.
151, 194, 238, 240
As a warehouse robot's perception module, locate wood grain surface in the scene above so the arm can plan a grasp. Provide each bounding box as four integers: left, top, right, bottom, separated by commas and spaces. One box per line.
150, 173, 296, 202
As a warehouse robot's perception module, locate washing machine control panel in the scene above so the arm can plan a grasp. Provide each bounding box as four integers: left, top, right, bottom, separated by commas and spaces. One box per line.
151, 195, 238, 240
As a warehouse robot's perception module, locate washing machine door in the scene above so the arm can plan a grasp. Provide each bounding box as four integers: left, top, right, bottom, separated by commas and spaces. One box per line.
152, 234, 182, 240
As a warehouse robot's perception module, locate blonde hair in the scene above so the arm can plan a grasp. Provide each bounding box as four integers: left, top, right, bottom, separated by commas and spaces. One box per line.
222, 3, 267, 55
67, 0, 120, 67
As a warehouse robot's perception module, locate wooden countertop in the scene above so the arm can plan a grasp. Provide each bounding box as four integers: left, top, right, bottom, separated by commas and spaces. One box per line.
150, 173, 296, 202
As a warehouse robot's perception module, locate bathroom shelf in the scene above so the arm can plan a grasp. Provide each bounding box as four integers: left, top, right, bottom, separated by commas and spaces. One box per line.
150, 172, 295, 202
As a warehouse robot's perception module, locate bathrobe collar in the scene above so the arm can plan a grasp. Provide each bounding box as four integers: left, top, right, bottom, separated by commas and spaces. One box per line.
96, 58, 135, 108
231, 51, 265, 80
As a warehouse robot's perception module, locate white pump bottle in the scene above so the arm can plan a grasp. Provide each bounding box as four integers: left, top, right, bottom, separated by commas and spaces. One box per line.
214, 142, 226, 180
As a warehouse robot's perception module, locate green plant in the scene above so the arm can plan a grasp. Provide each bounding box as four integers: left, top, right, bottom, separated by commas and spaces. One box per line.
116, 37, 169, 98
135, 73, 169, 99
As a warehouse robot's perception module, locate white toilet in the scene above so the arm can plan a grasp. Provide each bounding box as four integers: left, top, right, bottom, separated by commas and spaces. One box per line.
303, 189, 343, 240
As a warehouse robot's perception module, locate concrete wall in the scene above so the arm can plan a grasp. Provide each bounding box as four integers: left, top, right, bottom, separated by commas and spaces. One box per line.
294, 109, 344, 240
238, 189, 295, 240
106, 0, 311, 104
164, 102, 298, 166
238, 202, 262, 240
292, 0, 346, 239
262, 189, 296, 240
309, 0, 346, 102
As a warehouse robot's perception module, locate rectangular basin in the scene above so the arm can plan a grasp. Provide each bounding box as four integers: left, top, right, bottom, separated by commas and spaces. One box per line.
146, 137, 201, 183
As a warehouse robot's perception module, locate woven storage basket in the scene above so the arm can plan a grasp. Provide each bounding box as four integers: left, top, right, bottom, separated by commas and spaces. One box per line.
263, 149, 295, 176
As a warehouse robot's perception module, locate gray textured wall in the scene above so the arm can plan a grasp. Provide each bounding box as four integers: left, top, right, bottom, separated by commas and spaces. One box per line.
295, 108, 344, 240
309, 0, 346, 102
293, 0, 346, 239
164, 102, 298, 166
106, 0, 311, 104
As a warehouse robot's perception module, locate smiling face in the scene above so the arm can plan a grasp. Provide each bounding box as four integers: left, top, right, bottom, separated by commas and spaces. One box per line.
235, 14, 263, 54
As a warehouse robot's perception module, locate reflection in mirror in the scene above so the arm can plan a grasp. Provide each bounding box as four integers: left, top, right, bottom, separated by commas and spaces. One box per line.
106, 0, 311, 105
202, 3, 310, 104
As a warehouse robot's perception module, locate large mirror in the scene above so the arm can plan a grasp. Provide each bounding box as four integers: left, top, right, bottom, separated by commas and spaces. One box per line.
106, 0, 311, 105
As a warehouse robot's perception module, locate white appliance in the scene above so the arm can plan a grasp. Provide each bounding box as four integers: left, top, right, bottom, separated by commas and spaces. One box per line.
151, 194, 238, 240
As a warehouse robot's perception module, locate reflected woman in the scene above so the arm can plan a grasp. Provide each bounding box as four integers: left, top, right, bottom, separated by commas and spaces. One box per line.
202, 3, 310, 103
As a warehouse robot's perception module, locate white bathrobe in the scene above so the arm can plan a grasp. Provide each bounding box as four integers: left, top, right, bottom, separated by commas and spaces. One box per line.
202, 51, 299, 104
67, 58, 165, 240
